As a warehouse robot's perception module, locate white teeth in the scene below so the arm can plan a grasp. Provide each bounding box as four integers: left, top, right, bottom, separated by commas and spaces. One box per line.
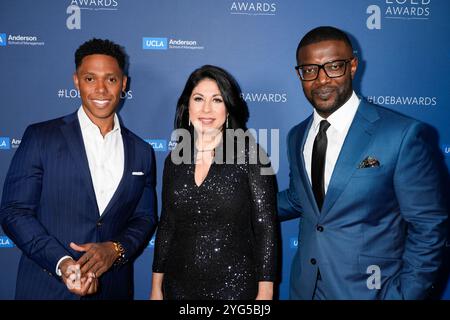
92, 100, 109, 106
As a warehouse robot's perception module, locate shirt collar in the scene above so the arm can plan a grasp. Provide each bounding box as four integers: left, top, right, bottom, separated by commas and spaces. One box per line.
311, 91, 360, 133
77, 106, 121, 135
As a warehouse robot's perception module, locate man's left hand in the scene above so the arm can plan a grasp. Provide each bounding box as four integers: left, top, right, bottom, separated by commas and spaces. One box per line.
70, 241, 118, 278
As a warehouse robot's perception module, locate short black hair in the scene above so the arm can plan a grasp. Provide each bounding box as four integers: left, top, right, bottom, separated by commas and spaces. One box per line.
175, 65, 249, 131
296, 26, 353, 61
75, 38, 126, 72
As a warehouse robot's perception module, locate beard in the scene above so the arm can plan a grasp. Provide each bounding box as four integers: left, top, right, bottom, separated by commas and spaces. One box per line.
304, 80, 353, 117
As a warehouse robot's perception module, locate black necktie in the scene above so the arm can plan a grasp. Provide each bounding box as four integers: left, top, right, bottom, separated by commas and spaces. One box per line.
311, 120, 330, 211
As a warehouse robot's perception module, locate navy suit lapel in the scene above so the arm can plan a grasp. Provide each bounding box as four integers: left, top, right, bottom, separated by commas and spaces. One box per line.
321, 101, 379, 216
60, 112, 99, 215
100, 126, 133, 219
294, 116, 319, 215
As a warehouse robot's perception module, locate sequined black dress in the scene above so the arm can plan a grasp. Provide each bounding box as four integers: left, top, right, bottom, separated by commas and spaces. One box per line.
152, 144, 278, 300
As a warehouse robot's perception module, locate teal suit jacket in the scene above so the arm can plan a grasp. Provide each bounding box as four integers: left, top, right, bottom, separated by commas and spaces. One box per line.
278, 100, 448, 299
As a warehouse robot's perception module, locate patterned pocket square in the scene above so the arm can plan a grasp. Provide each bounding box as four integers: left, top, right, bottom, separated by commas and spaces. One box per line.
132, 171, 144, 176
358, 156, 380, 169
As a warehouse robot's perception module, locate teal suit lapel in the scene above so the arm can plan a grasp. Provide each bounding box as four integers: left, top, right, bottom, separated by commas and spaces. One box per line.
295, 116, 319, 215
321, 101, 380, 216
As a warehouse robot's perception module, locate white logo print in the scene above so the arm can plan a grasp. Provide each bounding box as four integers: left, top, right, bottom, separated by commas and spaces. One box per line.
366, 265, 381, 290
367, 5, 381, 30
66, 5, 81, 30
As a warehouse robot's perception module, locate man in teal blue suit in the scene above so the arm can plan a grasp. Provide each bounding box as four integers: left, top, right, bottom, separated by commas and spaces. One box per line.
278, 26, 448, 299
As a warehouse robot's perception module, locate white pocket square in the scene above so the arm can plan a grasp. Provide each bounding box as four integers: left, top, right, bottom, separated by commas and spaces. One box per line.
132, 171, 144, 176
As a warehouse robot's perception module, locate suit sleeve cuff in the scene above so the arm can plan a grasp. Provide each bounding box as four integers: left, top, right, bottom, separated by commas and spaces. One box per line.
55, 256, 73, 276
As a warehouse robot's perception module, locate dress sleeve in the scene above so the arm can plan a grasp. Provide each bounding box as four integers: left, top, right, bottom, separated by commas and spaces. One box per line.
248, 145, 279, 281
152, 155, 176, 273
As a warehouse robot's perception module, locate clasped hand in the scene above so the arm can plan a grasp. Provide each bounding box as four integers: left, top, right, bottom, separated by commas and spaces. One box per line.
60, 241, 118, 296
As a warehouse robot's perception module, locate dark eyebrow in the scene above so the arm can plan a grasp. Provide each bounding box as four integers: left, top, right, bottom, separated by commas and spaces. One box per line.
79, 72, 120, 77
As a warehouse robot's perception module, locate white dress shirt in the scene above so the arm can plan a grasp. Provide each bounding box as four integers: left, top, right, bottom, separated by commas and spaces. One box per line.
303, 91, 360, 194
56, 106, 124, 276
77, 106, 124, 215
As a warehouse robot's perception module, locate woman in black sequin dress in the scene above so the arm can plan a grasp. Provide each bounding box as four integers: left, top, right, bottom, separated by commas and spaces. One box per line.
150, 65, 278, 300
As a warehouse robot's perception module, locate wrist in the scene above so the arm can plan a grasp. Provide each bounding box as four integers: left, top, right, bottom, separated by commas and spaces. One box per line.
257, 281, 274, 299
112, 241, 126, 265
56, 256, 74, 277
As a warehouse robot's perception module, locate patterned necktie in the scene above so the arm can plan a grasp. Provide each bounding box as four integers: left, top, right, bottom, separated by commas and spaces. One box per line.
311, 120, 330, 211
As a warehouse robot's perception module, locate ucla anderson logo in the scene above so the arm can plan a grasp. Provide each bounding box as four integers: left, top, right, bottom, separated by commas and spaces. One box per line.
443, 145, 450, 156
143, 37, 204, 50
0, 34, 43, 46
11, 138, 21, 148
289, 237, 298, 249
147, 237, 155, 249
168, 140, 178, 151
145, 139, 167, 152
0, 236, 15, 248
143, 38, 168, 50
0, 33, 6, 46
0, 137, 11, 150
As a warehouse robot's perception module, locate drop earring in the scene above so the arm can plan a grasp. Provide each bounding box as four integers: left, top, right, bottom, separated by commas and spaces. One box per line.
189, 118, 191, 126
226, 115, 229, 128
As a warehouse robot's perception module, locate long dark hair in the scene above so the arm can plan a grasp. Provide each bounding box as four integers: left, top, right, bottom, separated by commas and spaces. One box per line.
174, 65, 249, 132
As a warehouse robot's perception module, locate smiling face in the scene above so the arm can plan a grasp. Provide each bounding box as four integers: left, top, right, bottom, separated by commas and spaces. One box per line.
73, 54, 127, 128
297, 40, 357, 118
188, 78, 227, 135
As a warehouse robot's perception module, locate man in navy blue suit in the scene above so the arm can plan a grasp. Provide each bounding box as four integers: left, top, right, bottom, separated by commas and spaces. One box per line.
278, 26, 448, 299
0, 39, 157, 299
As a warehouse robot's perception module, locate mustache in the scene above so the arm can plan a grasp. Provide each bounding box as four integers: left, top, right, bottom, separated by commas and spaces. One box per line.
312, 86, 336, 95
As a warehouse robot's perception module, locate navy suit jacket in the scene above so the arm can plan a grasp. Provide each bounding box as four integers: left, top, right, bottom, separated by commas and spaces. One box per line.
0, 112, 158, 299
278, 100, 448, 299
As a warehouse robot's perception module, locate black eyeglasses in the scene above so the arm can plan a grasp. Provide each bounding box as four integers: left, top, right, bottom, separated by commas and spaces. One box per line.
295, 57, 354, 81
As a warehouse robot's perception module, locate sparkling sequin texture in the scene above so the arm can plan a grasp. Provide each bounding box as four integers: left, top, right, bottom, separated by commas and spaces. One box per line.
153, 144, 278, 300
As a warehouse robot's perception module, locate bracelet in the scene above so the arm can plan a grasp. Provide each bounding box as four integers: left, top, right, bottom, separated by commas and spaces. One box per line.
112, 241, 126, 266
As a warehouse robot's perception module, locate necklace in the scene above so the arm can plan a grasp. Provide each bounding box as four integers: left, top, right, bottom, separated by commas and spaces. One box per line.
195, 130, 222, 153
196, 148, 215, 152
195, 147, 215, 159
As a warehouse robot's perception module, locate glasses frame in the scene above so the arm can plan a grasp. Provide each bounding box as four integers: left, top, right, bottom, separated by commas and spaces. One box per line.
295, 57, 354, 81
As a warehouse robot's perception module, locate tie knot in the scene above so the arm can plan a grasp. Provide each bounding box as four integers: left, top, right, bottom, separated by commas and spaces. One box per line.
319, 120, 330, 133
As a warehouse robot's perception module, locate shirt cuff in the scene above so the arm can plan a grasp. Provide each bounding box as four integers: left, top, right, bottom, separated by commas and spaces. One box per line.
55, 255, 73, 276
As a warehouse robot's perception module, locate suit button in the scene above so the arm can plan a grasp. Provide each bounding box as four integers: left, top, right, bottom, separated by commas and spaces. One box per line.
316, 225, 324, 232
97, 221, 103, 227
310, 258, 316, 265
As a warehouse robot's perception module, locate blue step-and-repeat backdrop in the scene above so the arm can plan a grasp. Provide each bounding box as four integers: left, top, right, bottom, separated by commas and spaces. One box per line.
0, 0, 449, 299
